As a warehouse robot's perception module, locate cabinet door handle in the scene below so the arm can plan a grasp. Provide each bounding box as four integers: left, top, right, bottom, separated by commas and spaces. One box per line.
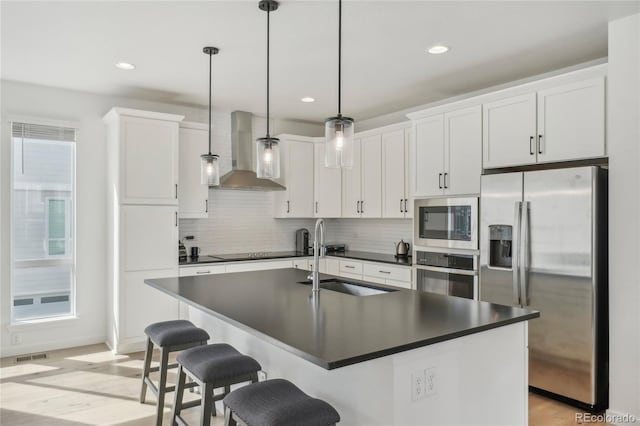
379, 270, 391, 274
400, 199, 403, 213
315, 201, 318, 214
356, 200, 360, 214
529, 136, 534, 155
175, 211, 178, 227
438, 173, 443, 189
360, 200, 364, 214
444, 173, 448, 189
286, 200, 290, 213
205, 199, 208, 213
404, 198, 408, 213
538, 134, 543, 154
175, 184, 178, 199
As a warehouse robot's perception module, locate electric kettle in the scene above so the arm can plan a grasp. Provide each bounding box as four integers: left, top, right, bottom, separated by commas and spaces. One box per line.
394, 240, 410, 257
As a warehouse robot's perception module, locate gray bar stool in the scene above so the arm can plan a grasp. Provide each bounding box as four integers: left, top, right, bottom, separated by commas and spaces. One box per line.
140, 320, 210, 426
223, 379, 340, 426
171, 343, 262, 426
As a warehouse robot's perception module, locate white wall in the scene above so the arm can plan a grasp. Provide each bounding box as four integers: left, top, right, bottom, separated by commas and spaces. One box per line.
0, 80, 321, 357
607, 13, 640, 422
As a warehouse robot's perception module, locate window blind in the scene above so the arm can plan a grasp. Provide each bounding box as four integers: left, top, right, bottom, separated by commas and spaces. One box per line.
12, 122, 76, 142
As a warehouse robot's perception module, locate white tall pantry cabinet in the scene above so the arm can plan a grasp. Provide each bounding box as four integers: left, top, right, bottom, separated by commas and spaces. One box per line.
104, 108, 183, 354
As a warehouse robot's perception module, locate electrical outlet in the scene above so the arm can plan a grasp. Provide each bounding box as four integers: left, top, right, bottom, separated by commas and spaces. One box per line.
11, 333, 22, 345
425, 367, 437, 396
411, 369, 426, 401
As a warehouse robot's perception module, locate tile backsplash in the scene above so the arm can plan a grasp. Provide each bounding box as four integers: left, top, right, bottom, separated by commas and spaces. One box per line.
179, 190, 315, 254
180, 194, 413, 255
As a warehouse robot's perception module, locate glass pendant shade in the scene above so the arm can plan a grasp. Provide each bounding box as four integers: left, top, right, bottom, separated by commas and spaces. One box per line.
200, 153, 220, 186
324, 116, 354, 168
256, 137, 280, 179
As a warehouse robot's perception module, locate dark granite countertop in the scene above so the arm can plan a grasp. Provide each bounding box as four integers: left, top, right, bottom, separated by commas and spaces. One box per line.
146, 269, 538, 370
329, 250, 411, 266
179, 250, 411, 267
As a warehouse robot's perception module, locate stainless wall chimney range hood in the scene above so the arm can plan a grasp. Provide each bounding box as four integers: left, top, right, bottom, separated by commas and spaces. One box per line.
215, 111, 285, 191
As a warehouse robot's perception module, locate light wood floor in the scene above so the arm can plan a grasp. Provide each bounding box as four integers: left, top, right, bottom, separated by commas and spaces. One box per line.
1, 344, 610, 426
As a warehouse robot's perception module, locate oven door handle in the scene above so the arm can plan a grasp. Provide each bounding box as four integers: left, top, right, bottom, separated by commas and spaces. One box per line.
413, 264, 477, 276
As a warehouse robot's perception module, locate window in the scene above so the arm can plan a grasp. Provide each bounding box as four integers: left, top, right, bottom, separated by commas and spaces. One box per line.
11, 121, 76, 321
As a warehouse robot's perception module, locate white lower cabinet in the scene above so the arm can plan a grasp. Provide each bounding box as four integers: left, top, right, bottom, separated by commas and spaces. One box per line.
324, 258, 340, 275
179, 264, 226, 277
331, 258, 412, 289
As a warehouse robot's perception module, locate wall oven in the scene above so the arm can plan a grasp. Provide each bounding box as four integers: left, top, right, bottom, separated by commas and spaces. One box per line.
413, 250, 478, 299
413, 197, 478, 250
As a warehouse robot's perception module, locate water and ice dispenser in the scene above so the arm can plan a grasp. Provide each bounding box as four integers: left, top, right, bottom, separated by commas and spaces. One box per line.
489, 225, 513, 269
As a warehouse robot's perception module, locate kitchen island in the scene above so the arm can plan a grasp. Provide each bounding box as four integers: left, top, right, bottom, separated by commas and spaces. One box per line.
146, 268, 538, 425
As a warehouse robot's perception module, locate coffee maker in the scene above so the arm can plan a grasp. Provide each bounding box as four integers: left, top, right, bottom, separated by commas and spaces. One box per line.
295, 229, 310, 255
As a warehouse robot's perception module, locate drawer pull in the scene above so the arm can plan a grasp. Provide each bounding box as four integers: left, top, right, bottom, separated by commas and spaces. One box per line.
344, 265, 355, 269
379, 270, 391, 274
196, 271, 211, 274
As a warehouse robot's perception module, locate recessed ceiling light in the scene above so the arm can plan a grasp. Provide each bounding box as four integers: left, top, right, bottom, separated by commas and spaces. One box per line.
301, 97, 315, 103
427, 45, 449, 55
115, 62, 136, 70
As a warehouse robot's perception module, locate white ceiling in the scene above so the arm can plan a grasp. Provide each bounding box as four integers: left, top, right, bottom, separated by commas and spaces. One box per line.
2, 1, 638, 123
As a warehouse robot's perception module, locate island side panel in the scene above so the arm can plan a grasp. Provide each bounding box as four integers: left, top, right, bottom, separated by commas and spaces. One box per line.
188, 307, 529, 426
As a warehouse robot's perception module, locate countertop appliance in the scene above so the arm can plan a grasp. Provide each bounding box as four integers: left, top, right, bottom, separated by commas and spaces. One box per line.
413, 250, 477, 299
394, 240, 410, 257
480, 166, 608, 411
414, 197, 478, 250
178, 241, 187, 262
295, 228, 310, 255
323, 243, 346, 254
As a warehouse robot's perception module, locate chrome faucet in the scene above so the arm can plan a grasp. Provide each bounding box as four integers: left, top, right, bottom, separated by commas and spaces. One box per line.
308, 218, 325, 293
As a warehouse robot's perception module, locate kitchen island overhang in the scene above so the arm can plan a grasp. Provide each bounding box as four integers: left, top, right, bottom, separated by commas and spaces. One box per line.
146, 268, 539, 425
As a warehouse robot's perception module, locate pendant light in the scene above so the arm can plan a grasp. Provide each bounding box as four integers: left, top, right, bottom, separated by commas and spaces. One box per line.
324, 0, 354, 169
256, 0, 281, 179
200, 46, 221, 186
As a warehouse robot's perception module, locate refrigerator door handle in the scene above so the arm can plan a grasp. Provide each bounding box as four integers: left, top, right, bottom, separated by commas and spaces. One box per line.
512, 201, 522, 306
520, 201, 530, 306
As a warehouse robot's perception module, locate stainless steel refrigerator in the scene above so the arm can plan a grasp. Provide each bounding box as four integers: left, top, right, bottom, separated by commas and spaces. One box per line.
480, 166, 608, 411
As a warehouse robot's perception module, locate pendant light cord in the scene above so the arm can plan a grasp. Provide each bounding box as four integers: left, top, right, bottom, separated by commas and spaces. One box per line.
266, 6, 271, 137
208, 51, 213, 155
338, 0, 342, 117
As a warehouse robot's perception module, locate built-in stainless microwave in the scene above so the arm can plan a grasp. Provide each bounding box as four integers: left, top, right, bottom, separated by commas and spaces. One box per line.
413, 197, 478, 250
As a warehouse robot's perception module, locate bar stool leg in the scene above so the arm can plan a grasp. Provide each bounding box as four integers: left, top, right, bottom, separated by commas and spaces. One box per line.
155, 348, 170, 426
171, 365, 186, 426
140, 337, 154, 403
223, 406, 237, 426
200, 382, 214, 426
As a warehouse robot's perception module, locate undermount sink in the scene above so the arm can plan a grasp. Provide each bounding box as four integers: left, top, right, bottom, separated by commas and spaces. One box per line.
298, 279, 396, 296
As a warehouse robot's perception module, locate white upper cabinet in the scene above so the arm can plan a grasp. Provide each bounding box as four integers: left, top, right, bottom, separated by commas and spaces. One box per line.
342, 134, 386, 218
483, 76, 606, 169
444, 106, 482, 195
341, 138, 362, 218
412, 107, 481, 197
314, 142, 342, 218
382, 129, 409, 217
536, 77, 605, 163
483, 93, 537, 169
120, 115, 180, 205
413, 115, 445, 197
360, 136, 382, 218
274, 136, 315, 218
178, 122, 209, 218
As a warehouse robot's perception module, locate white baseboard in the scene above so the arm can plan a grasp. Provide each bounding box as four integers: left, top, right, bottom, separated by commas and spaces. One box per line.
112, 338, 147, 355
0, 334, 106, 358
605, 409, 639, 425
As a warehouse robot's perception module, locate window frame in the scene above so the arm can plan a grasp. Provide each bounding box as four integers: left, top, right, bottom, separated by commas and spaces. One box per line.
8, 116, 79, 324
44, 196, 72, 258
